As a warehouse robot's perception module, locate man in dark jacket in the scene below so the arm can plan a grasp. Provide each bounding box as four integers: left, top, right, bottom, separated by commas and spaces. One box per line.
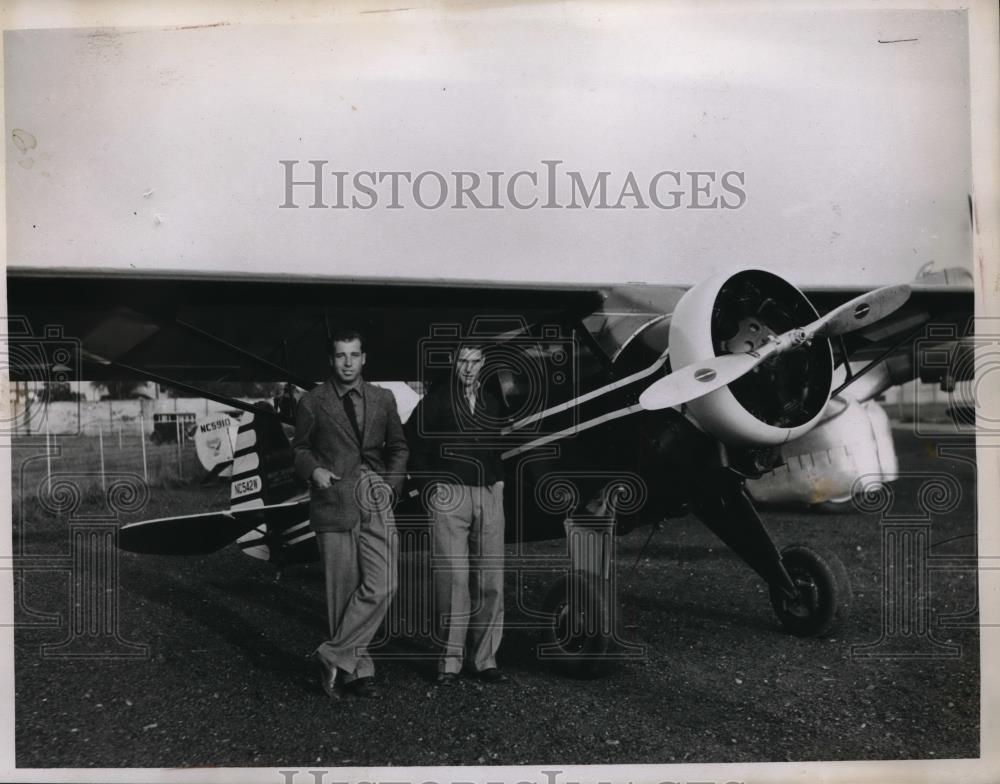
293, 330, 409, 698
406, 344, 508, 684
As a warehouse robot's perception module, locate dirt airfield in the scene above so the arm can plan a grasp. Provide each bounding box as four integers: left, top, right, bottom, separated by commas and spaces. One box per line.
13, 429, 979, 768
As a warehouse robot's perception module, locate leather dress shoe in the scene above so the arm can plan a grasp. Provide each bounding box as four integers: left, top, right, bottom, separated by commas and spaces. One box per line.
475, 667, 507, 683
435, 672, 459, 685
318, 662, 342, 699
346, 677, 378, 698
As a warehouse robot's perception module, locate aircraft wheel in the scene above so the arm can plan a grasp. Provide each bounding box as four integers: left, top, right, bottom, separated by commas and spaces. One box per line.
540, 573, 612, 679
770, 545, 851, 638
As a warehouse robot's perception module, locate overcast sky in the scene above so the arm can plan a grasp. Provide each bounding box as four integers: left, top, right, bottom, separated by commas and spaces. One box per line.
4, 5, 974, 287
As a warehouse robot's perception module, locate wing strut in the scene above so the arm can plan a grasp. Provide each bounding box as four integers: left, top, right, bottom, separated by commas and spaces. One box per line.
830, 321, 928, 398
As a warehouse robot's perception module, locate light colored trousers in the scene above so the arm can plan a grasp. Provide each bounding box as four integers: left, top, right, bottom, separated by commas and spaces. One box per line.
314, 471, 397, 683
431, 481, 505, 675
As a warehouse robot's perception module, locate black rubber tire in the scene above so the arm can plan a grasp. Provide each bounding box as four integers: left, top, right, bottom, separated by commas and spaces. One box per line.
540, 573, 613, 679
770, 545, 851, 638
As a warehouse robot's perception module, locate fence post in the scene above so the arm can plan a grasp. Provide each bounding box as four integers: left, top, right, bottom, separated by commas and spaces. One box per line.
46, 418, 52, 496
98, 424, 107, 494
139, 414, 148, 483
175, 418, 183, 479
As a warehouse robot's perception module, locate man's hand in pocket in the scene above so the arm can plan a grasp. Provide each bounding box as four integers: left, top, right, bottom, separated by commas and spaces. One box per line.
311, 467, 341, 488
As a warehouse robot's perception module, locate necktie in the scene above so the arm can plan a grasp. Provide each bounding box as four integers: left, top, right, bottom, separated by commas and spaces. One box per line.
343, 391, 363, 444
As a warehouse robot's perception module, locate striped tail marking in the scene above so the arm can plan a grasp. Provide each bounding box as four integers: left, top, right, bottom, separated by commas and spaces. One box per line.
232, 413, 271, 559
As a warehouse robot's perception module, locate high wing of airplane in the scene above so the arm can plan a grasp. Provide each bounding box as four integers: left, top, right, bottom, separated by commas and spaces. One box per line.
5, 267, 974, 676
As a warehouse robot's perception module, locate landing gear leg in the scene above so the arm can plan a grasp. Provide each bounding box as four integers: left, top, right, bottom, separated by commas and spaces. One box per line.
694, 471, 851, 638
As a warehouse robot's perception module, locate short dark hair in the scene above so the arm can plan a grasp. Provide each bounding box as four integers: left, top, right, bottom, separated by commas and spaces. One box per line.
330, 329, 364, 353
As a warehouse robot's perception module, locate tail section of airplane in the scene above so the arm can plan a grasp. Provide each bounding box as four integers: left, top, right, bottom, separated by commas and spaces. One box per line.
229, 408, 297, 510
231, 407, 312, 562
118, 407, 311, 559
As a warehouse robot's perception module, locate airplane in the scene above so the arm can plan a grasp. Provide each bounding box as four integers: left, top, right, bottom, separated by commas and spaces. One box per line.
5, 266, 975, 676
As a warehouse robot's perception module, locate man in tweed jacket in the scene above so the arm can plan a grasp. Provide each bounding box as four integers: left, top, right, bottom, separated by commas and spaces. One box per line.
293, 329, 409, 698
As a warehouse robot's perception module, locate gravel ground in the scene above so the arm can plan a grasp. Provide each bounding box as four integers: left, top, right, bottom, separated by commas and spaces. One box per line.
13, 429, 979, 768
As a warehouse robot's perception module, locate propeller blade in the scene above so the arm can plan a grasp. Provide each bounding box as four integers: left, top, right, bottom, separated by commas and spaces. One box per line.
639, 283, 911, 413
810, 284, 911, 339
639, 350, 768, 411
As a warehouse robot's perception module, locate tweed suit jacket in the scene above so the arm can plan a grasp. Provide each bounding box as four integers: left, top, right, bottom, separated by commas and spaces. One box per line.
292, 380, 409, 532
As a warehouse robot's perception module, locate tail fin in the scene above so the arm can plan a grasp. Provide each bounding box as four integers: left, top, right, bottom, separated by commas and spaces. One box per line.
231, 408, 307, 560
118, 407, 310, 560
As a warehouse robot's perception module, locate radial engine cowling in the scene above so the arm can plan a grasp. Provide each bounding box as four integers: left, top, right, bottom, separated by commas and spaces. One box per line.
669, 269, 834, 446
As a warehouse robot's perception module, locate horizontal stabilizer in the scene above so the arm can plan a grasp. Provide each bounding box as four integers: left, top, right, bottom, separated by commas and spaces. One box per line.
118, 501, 309, 555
